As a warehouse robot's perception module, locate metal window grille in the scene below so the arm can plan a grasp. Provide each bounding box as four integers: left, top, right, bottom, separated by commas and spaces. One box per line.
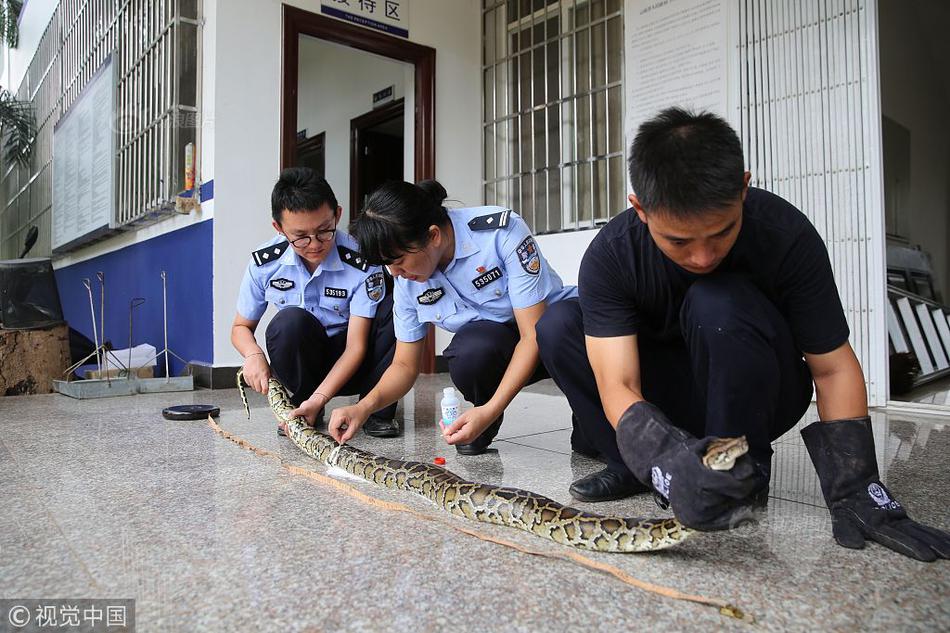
482, 0, 624, 234
735, 0, 887, 405
0, 0, 200, 260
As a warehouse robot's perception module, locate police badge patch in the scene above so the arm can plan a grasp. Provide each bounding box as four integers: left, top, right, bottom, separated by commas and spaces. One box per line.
516, 236, 541, 275
365, 272, 384, 302
417, 287, 445, 305
270, 278, 294, 291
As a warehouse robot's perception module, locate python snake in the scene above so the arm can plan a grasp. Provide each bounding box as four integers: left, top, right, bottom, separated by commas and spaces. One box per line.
236, 370, 702, 553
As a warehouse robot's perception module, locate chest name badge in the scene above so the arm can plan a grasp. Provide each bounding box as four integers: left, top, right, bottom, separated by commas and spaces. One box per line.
417, 287, 445, 305
516, 236, 541, 275
270, 278, 295, 291
324, 287, 347, 299
471, 267, 503, 290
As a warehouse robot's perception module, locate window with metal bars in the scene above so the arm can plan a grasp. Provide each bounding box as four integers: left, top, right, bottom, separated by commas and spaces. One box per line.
0, 0, 199, 259
482, 0, 624, 234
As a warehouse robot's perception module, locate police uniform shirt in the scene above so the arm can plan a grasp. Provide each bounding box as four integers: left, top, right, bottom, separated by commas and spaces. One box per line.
393, 206, 578, 343
579, 187, 850, 354
236, 230, 386, 337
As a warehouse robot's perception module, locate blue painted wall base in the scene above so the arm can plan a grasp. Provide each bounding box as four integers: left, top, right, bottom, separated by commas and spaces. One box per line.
54, 220, 214, 377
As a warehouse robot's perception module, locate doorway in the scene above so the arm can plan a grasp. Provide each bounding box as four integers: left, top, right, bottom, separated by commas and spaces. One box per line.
350, 99, 405, 215
281, 6, 437, 373
879, 0, 950, 411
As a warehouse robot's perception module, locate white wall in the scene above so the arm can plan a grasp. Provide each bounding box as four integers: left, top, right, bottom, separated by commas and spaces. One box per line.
297, 36, 412, 223
213, 0, 482, 366
879, 1, 950, 302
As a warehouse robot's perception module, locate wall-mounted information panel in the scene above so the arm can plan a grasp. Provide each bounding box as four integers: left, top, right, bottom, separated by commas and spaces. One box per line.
52, 55, 116, 253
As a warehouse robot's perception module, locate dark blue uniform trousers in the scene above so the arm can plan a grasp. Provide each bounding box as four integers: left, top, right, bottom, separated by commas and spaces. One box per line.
443, 320, 549, 425
265, 293, 397, 419
536, 276, 814, 476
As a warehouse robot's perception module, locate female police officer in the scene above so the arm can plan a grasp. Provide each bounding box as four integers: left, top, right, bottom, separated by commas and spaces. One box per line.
231, 167, 399, 437
327, 180, 576, 455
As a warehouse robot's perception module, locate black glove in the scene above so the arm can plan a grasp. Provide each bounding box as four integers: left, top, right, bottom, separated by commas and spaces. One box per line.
616, 401, 768, 531
801, 416, 950, 562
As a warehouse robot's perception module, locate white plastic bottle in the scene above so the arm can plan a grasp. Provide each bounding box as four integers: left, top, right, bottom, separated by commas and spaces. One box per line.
440, 387, 460, 427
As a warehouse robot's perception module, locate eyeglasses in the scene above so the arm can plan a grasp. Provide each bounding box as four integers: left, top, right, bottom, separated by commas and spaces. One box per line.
287, 229, 336, 248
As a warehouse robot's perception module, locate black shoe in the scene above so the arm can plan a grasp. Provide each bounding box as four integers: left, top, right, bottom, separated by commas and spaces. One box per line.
569, 467, 650, 502
456, 415, 503, 456
363, 415, 400, 438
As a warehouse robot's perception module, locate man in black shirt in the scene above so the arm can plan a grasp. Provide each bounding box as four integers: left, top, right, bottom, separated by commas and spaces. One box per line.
536, 108, 949, 561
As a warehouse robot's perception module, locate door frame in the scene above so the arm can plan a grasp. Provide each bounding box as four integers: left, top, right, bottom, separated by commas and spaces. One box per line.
281, 5, 438, 373
350, 98, 405, 216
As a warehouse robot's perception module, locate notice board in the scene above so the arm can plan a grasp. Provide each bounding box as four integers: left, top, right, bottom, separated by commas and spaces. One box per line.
52, 55, 116, 252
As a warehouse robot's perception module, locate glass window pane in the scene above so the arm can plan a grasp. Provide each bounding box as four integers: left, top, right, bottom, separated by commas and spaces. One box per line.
591, 21, 606, 88
532, 45, 545, 107
484, 8, 496, 65
546, 40, 559, 102
576, 162, 592, 226
495, 61, 508, 122
519, 52, 531, 111
608, 155, 625, 213
520, 112, 532, 172
607, 16, 622, 83
575, 2, 590, 27
547, 168, 562, 233
484, 125, 496, 181
534, 109, 546, 168
496, 7, 507, 60
510, 116, 520, 173
547, 103, 560, 166
561, 98, 575, 164
495, 119, 509, 178
593, 88, 607, 156
484, 181, 496, 206
519, 174, 535, 229
484, 67, 494, 121
576, 95, 591, 159
576, 28, 590, 94
592, 158, 608, 222
592, 0, 606, 21
608, 85, 622, 153
534, 172, 548, 232
561, 28, 575, 97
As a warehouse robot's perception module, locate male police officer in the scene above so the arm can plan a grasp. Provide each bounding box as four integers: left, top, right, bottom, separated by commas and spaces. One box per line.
232, 167, 399, 437
537, 108, 950, 561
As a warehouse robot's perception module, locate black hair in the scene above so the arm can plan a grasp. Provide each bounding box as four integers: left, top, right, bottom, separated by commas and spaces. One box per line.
628, 107, 746, 217
270, 167, 339, 223
350, 179, 449, 265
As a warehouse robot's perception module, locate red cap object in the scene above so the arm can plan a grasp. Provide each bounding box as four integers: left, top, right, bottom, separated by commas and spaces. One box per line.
434, 457, 446, 465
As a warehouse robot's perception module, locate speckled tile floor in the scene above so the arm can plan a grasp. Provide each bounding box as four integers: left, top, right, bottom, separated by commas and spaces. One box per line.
1, 375, 948, 632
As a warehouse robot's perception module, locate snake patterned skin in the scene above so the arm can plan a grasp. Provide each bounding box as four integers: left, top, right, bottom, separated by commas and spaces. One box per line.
237, 370, 693, 553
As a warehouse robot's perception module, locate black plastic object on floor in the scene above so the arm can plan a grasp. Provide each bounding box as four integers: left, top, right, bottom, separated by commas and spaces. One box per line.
162, 404, 220, 420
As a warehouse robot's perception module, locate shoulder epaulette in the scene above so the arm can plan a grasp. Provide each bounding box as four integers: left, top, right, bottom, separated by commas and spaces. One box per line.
468, 209, 512, 231
338, 245, 370, 272
252, 241, 288, 266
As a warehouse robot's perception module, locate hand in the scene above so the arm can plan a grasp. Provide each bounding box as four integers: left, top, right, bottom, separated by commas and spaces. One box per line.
616, 401, 767, 531
802, 417, 950, 562
442, 405, 498, 446
329, 403, 369, 444
289, 393, 328, 425
242, 353, 270, 394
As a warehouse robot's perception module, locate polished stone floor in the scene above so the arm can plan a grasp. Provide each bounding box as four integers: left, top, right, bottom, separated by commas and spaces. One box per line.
1, 375, 948, 632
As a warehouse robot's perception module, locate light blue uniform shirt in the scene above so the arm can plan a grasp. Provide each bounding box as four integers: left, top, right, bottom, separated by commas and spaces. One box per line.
393, 206, 578, 342
236, 230, 386, 337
